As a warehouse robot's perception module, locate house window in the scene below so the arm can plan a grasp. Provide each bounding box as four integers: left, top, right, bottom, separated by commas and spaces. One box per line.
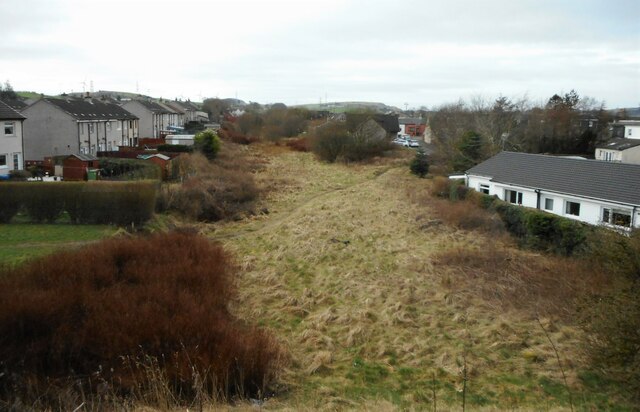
106, 122, 112, 131
479, 184, 490, 194
565, 201, 581, 216
0, 154, 7, 168
505, 189, 523, 205
4, 122, 15, 136
88, 123, 94, 133
544, 198, 554, 211
602, 208, 631, 227
628, 129, 633, 137
13, 153, 20, 170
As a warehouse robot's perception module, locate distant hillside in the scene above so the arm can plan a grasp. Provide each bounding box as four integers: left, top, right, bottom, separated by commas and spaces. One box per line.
295, 101, 403, 114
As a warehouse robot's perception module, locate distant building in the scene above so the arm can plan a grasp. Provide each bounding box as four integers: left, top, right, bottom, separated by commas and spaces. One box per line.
0, 100, 26, 176
611, 120, 640, 139
595, 139, 640, 164
398, 117, 427, 138
22, 96, 139, 161
121, 100, 179, 138
165, 100, 200, 124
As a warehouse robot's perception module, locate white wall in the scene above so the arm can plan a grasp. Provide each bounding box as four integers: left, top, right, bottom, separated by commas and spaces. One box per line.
625, 124, 640, 139
0, 119, 24, 175
467, 174, 640, 229
596, 146, 640, 164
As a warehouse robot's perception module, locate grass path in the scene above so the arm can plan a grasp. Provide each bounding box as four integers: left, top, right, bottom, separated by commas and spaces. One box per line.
205, 148, 622, 411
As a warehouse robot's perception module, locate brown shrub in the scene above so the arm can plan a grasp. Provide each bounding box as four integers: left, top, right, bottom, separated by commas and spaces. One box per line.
159, 149, 262, 221
218, 124, 260, 145
0, 232, 283, 404
430, 197, 504, 232
285, 136, 311, 152
433, 245, 608, 318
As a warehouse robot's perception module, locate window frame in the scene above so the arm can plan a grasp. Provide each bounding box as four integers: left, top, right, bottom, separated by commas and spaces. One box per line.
544, 198, 554, 211
565, 201, 581, 216
0, 154, 7, 168
505, 189, 523, 205
4, 121, 15, 136
479, 184, 490, 194
602, 207, 632, 227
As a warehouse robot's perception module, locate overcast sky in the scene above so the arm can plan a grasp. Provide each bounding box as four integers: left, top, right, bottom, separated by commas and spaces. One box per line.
1, 0, 639, 109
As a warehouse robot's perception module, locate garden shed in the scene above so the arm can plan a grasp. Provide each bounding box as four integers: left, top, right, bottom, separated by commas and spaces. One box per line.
63, 154, 99, 181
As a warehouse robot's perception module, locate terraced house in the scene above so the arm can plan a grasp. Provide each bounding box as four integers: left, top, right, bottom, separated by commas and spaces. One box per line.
466, 151, 640, 230
121, 100, 179, 138
21, 96, 139, 161
0, 100, 26, 177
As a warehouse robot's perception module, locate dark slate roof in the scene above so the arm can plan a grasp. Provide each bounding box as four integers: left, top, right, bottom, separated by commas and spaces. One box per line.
467, 151, 640, 206
134, 100, 175, 114
0, 98, 28, 111
597, 138, 640, 151
0, 100, 26, 120
167, 100, 198, 112
45, 97, 138, 120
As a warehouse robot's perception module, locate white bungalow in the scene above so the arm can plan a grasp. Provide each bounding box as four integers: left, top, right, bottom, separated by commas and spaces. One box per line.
465, 152, 640, 230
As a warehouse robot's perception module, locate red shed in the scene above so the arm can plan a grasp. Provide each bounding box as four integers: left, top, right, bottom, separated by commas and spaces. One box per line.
138, 153, 172, 180
63, 154, 99, 181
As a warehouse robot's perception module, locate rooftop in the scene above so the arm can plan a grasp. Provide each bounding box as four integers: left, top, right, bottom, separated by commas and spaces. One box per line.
597, 138, 640, 151
467, 151, 640, 206
0, 100, 26, 120
44, 97, 138, 120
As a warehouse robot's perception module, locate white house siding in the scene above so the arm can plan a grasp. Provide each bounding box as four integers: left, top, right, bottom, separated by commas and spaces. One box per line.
595, 146, 640, 165
0, 119, 24, 176
595, 148, 623, 162
22, 100, 77, 160
625, 124, 640, 139
466, 175, 640, 229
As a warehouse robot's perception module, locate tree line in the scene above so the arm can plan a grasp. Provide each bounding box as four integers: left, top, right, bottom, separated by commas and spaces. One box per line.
428, 91, 624, 172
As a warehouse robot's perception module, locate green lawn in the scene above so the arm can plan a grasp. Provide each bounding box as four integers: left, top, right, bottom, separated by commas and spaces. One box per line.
0, 224, 117, 266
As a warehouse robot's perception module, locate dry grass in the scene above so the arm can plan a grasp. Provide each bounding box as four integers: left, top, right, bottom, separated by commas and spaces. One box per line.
193, 144, 626, 410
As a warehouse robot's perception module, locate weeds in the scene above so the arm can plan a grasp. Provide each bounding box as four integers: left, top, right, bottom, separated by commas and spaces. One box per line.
158, 145, 263, 221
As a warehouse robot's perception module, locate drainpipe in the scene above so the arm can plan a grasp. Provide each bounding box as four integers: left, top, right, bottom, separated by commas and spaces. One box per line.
632, 206, 637, 229
535, 189, 541, 209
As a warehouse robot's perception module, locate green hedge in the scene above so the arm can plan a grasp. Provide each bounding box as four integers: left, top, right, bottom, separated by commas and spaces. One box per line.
0, 181, 157, 227
157, 144, 193, 153
99, 158, 162, 180
0, 184, 21, 223
492, 199, 588, 256
436, 178, 589, 256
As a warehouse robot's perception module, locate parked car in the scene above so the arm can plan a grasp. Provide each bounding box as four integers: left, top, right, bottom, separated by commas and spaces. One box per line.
392, 137, 407, 145
404, 138, 420, 148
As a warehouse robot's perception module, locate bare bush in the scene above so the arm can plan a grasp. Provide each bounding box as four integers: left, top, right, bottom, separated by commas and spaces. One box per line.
158, 148, 261, 221
0, 232, 283, 407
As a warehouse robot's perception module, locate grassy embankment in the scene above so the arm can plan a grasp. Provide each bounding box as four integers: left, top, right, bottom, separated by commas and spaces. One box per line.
203, 144, 629, 410
1, 142, 632, 410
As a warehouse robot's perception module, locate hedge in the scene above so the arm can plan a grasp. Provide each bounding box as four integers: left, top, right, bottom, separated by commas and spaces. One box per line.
434, 178, 589, 256
492, 199, 588, 256
0, 181, 157, 227
99, 158, 162, 180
